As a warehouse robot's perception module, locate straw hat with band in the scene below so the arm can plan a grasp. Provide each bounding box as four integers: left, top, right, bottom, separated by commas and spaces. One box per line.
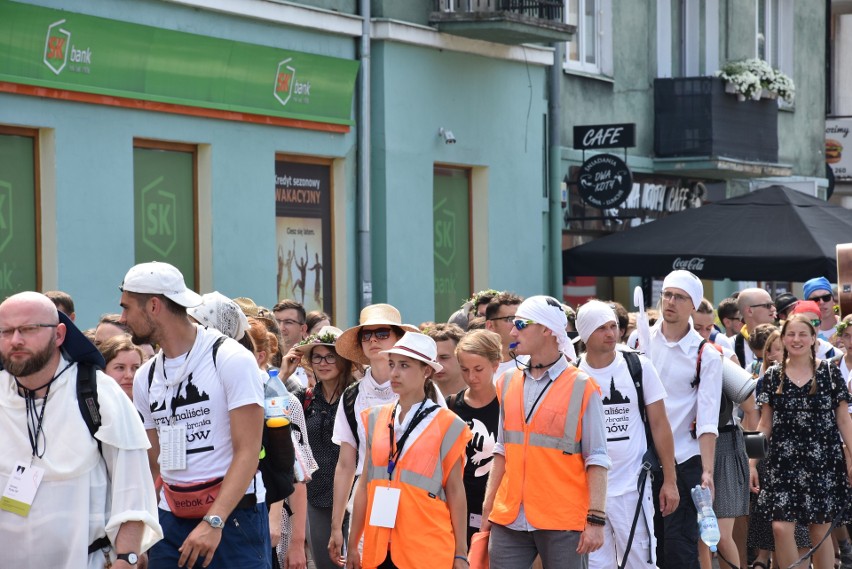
293, 326, 347, 367
381, 332, 444, 373
336, 304, 419, 365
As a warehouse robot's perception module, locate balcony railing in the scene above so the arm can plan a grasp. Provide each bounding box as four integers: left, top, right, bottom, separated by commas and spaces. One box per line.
434, 0, 564, 22
430, 0, 573, 44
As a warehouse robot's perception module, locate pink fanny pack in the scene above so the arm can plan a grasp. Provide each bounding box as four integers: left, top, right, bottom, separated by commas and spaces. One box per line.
162, 477, 223, 519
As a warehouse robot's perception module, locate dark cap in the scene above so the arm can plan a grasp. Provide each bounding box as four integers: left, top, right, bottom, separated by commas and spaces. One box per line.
774, 292, 798, 316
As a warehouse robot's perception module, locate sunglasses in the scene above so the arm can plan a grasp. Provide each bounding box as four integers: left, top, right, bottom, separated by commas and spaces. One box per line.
810, 318, 821, 327
360, 328, 392, 342
749, 303, 775, 310
809, 293, 833, 303
512, 319, 535, 331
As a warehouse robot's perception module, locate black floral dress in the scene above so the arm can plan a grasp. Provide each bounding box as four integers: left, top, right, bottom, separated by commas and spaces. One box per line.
756, 361, 851, 524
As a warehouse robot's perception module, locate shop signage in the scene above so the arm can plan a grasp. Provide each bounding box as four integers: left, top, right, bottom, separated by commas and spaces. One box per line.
275, 159, 333, 315
576, 153, 633, 208
564, 174, 706, 233
0, 0, 359, 126
573, 123, 636, 150
826, 117, 852, 181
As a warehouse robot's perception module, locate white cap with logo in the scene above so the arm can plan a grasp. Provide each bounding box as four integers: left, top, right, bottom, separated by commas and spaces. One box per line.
120, 261, 202, 308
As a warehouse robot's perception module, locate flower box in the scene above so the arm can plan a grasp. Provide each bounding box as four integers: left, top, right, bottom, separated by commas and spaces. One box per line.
654, 77, 779, 163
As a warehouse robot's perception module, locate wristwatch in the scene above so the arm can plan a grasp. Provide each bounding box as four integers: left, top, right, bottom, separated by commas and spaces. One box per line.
203, 514, 225, 529
116, 552, 138, 565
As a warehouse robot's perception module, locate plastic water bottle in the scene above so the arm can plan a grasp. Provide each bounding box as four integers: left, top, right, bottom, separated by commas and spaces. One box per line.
691, 485, 721, 552
264, 369, 288, 419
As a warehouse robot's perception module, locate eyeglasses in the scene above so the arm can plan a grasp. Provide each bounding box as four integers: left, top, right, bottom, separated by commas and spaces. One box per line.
487, 315, 516, 323
360, 328, 392, 342
661, 291, 690, 304
311, 353, 337, 365
0, 323, 58, 340
809, 293, 834, 304
276, 318, 304, 327
749, 303, 775, 310
728, 315, 743, 322
512, 319, 535, 331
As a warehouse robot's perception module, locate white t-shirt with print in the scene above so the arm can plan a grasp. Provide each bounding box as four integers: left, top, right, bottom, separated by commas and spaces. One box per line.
134, 327, 265, 506
579, 352, 666, 497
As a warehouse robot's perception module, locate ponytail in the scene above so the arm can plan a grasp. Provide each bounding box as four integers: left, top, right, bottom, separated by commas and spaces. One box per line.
425, 378, 439, 404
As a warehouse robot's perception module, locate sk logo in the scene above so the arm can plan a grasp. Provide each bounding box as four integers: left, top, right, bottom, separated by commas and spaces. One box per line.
43, 19, 70, 75
273, 58, 297, 107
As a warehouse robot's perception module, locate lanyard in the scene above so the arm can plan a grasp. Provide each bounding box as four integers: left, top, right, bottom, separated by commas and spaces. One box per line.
525, 376, 554, 424
16, 362, 73, 459
387, 398, 438, 479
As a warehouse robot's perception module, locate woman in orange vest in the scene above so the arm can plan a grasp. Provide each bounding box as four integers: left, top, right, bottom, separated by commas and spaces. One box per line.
345, 332, 472, 569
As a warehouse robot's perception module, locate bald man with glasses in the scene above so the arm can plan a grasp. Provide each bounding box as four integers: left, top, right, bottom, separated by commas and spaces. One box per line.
733, 289, 777, 369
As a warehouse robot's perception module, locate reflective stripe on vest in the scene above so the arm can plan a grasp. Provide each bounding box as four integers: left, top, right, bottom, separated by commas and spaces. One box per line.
499, 369, 586, 454
362, 403, 465, 501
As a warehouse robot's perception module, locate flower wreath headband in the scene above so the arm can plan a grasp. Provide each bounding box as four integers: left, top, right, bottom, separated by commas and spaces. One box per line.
837, 320, 850, 336
298, 331, 339, 347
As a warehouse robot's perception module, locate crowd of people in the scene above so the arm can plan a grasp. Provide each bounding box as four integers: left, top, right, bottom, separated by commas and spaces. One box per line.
2, 262, 852, 569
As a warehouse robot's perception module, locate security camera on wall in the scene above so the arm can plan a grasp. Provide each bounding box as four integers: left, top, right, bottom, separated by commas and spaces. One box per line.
439, 127, 457, 144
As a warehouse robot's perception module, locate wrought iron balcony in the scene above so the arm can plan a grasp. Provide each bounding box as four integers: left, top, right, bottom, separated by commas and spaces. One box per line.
430, 0, 575, 45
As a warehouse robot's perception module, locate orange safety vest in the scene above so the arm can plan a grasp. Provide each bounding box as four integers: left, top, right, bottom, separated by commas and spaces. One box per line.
490, 366, 600, 531
360, 402, 472, 569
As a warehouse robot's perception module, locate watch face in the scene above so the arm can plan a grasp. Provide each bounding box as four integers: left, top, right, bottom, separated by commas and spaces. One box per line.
118, 552, 138, 564
205, 514, 225, 528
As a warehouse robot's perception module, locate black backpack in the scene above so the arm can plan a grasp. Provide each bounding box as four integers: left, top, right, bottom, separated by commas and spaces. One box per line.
341, 382, 361, 459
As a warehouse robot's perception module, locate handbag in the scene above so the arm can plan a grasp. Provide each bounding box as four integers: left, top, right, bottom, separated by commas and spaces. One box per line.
162, 477, 224, 519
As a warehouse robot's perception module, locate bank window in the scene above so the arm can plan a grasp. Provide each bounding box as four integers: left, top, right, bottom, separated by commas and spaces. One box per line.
433, 166, 472, 322
565, 0, 612, 76
0, 126, 40, 296
133, 140, 198, 290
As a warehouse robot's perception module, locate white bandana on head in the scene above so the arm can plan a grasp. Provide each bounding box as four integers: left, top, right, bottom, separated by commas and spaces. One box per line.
515, 295, 577, 361
576, 300, 618, 344
662, 270, 704, 310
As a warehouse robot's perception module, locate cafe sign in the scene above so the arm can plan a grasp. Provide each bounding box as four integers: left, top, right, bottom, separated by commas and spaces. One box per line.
576, 153, 633, 209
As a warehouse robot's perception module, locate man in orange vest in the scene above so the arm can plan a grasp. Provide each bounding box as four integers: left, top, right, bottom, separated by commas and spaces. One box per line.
481, 295, 609, 569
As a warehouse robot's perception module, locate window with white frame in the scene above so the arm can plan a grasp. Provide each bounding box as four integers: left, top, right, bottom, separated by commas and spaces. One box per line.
565, 0, 612, 76
656, 0, 720, 78
757, 0, 793, 77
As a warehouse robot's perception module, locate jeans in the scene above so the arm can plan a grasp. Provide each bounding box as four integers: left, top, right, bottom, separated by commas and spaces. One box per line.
148, 504, 271, 569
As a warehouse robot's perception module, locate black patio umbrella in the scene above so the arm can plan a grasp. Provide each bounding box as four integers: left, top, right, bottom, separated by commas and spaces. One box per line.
563, 185, 852, 282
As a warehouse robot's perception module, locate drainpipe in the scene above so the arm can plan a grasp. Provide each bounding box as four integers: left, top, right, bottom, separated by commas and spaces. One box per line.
548, 41, 564, 299
357, 0, 372, 309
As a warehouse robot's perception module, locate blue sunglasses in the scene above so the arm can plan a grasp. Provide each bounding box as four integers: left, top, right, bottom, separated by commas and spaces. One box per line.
512, 319, 535, 331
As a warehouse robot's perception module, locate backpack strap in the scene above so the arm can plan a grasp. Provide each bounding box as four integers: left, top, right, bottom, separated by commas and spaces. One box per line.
76, 362, 103, 456
690, 339, 709, 388
734, 333, 746, 369
211, 336, 227, 368
622, 351, 646, 423
342, 382, 360, 458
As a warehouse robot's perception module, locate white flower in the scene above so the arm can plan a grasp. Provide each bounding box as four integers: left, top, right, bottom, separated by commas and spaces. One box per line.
716, 58, 795, 104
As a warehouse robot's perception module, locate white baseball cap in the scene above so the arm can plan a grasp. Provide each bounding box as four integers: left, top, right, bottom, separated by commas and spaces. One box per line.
120, 262, 202, 308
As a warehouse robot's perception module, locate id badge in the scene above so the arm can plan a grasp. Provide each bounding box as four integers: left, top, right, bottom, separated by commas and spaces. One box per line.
469, 512, 482, 529
368, 486, 401, 528
159, 424, 187, 471
0, 461, 45, 517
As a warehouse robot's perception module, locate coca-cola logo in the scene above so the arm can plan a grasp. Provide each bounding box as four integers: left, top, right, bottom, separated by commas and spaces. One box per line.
672, 257, 706, 271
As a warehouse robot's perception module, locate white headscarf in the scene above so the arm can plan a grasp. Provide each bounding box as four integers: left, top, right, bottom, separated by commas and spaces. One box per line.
576, 300, 617, 344
662, 270, 704, 310
187, 291, 249, 340
515, 295, 577, 361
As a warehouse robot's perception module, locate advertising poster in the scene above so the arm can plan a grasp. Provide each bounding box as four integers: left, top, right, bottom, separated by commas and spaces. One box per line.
275, 159, 332, 315
826, 117, 852, 181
